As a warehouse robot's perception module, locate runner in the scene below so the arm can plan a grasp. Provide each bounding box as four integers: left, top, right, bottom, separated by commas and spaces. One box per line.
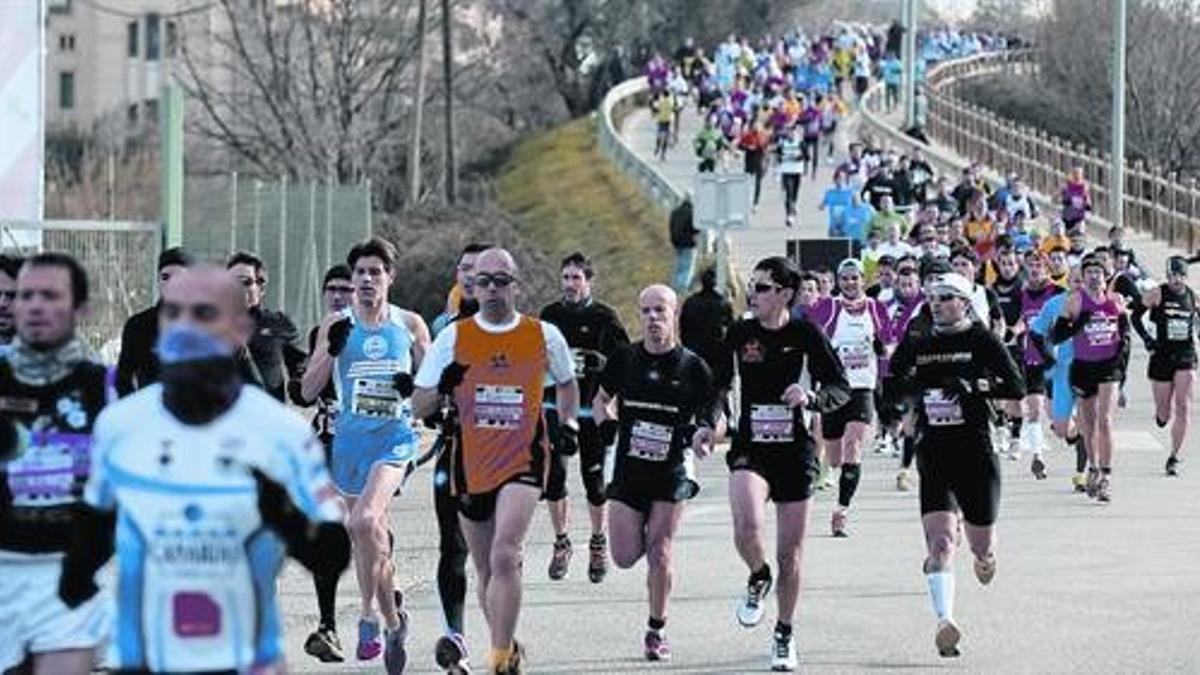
880, 262, 923, 472
429, 243, 488, 673
1030, 265, 1088, 493
1134, 256, 1197, 475
811, 259, 889, 537
115, 247, 194, 396
718, 257, 850, 671
0, 253, 111, 675
290, 263, 355, 663
990, 247, 1028, 460
412, 247, 578, 675
227, 251, 307, 402
593, 284, 719, 662
1051, 254, 1130, 502
61, 264, 349, 674
540, 252, 630, 583
778, 123, 807, 227
0, 254, 20, 355
300, 238, 429, 671
890, 272, 1025, 658
1016, 251, 1063, 479
653, 89, 675, 161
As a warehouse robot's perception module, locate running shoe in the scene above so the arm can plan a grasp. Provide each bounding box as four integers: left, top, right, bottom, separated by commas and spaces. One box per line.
1166, 455, 1181, 477
304, 624, 345, 663
644, 630, 672, 661
548, 536, 572, 581
492, 640, 525, 675
435, 633, 471, 674
1085, 468, 1100, 499
771, 631, 797, 671
1096, 475, 1111, 503
1071, 472, 1087, 493
896, 469, 913, 492
831, 508, 849, 538
736, 573, 773, 627
935, 619, 962, 657
1030, 456, 1047, 480
974, 554, 996, 585
873, 436, 889, 454
588, 533, 608, 584
1007, 448, 1021, 462
357, 618, 383, 661
384, 609, 409, 675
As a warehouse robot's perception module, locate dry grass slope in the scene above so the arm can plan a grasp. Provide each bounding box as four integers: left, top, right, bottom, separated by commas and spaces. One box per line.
496, 116, 671, 325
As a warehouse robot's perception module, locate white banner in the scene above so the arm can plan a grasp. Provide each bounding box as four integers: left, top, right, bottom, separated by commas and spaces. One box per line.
0, 0, 44, 248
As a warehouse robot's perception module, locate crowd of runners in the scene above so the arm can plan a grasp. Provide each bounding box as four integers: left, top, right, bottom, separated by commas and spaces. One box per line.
0, 23, 1197, 675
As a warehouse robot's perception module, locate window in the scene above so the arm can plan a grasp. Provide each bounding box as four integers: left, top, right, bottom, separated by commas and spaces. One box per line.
146, 13, 161, 61
47, 0, 71, 14
59, 34, 75, 51
127, 21, 138, 57
144, 99, 159, 121
166, 21, 178, 58
59, 72, 75, 110
128, 103, 139, 125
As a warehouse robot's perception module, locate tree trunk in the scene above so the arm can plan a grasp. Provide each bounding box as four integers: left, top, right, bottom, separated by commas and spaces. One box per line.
409, 0, 428, 205
441, 0, 456, 205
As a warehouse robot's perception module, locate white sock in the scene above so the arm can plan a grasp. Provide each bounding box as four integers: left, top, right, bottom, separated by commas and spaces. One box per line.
926, 570, 955, 621
1027, 423, 1045, 456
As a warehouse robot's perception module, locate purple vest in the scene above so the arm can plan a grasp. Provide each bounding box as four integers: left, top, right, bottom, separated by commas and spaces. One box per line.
1072, 292, 1121, 362
1020, 285, 1058, 365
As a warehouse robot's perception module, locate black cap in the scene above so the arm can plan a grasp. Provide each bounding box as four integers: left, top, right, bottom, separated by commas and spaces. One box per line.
1167, 255, 1189, 277
323, 264, 352, 286
158, 247, 195, 271
920, 255, 953, 281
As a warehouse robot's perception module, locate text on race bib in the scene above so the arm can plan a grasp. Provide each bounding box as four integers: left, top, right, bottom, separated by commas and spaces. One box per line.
474, 385, 525, 429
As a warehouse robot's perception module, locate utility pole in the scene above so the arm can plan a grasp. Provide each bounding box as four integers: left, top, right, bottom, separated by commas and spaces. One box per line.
1110, 0, 1126, 225
902, 0, 918, 128
441, 0, 457, 205
408, 0, 428, 206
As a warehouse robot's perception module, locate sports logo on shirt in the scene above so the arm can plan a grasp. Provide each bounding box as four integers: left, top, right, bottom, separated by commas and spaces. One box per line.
741, 339, 765, 363
362, 335, 388, 360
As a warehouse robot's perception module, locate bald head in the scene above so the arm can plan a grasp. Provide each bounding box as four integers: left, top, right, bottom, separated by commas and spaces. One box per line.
475, 247, 520, 324
476, 248, 518, 276
638, 284, 678, 352
160, 265, 252, 348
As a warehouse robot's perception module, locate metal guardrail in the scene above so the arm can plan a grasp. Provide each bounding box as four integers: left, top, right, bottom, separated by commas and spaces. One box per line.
863, 49, 1199, 253
596, 76, 684, 211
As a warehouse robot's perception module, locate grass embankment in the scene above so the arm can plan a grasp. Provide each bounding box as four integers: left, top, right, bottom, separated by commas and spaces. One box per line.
495, 116, 671, 325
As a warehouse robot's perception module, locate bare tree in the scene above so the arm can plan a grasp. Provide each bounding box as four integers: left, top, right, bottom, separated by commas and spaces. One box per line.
177, 0, 427, 184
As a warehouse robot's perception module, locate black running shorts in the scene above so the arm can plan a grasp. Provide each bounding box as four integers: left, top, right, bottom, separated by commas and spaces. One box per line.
725, 437, 819, 503
821, 389, 875, 440
607, 466, 697, 515
457, 473, 544, 522
1147, 350, 1197, 382
1023, 362, 1048, 396
916, 444, 1001, 526
1069, 358, 1123, 400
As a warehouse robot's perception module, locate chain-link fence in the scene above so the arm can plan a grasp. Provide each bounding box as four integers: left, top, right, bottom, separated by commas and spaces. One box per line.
183, 174, 372, 333
0, 219, 160, 360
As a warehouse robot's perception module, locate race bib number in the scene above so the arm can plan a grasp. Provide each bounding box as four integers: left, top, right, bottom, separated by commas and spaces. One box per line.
351, 378, 407, 419
474, 385, 525, 429
5, 432, 90, 507
571, 349, 588, 378
750, 404, 793, 443
923, 389, 964, 427
628, 421, 673, 462
839, 342, 873, 371
1084, 317, 1118, 348
173, 592, 222, 638
1167, 317, 1191, 341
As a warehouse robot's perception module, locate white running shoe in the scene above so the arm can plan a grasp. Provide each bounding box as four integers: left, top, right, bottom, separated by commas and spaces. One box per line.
771, 631, 797, 671
936, 619, 962, 657
736, 575, 773, 628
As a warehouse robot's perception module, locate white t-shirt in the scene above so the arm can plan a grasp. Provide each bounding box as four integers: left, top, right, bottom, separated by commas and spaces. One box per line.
414, 313, 575, 389
85, 385, 342, 672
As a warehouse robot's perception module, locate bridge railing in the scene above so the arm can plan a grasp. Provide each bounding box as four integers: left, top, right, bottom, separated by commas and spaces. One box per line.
864, 49, 1198, 252
596, 76, 684, 211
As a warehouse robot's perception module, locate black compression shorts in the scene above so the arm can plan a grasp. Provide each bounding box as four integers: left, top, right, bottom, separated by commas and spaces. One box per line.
1069, 358, 1123, 400
1023, 363, 1048, 396
916, 445, 1001, 526
726, 437, 819, 503
821, 389, 875, 440
543, 412, 607, 506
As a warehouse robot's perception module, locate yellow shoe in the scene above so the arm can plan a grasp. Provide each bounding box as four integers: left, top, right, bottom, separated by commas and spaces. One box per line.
1071, 472, 1087, 493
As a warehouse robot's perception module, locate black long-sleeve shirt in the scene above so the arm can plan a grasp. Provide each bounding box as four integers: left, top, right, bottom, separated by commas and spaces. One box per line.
245, 306, 306, 402
114, 304, 160, 397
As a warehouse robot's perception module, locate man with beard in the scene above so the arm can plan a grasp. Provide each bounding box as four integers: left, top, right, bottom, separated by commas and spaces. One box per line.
0, 254, 22, 356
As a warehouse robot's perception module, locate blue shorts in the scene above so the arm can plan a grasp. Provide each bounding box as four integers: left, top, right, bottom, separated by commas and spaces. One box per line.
331, 426, 417, 495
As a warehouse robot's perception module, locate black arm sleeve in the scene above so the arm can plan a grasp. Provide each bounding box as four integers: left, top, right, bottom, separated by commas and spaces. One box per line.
279, 516, 352, 579
114, 317, 139, 397
1050, 316, 1082, 344
1028, 331, 1055, 363
800, 320, 852, 413
979, 330, 1026, 400
690, 357, 720, 428
1130, 302, 1154, 345
59, 505, 116, 608
712, 323, 739, 393
280, 315, 308, 383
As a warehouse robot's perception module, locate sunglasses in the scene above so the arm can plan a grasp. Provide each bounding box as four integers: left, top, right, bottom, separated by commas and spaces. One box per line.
476, 273, 517, 289
932, 293, 960, 303
749, 282, 780, 294
323, 284, 355, 294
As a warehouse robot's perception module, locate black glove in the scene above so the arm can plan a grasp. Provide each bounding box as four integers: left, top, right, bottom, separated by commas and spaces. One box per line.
599, 419, 619, 448
939, 376, 973, 403
422, 411, 445, 429
1143, 337, 1159, 353
0, 416, 23, 463
558, 422, 580, 456
393, 372, 415, 398
872, 336, 886, 356
250, 467, 305, 537
327, 317, 352, 357
1075, 309, 1093, 329
437, 362, 469, 396
286, 379, 308, 407
1040, 352, 1057, 370
59, 506, 115, 609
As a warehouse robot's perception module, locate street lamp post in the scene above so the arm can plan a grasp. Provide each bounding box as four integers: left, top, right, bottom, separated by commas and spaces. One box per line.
1110, 0, 1126, 226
